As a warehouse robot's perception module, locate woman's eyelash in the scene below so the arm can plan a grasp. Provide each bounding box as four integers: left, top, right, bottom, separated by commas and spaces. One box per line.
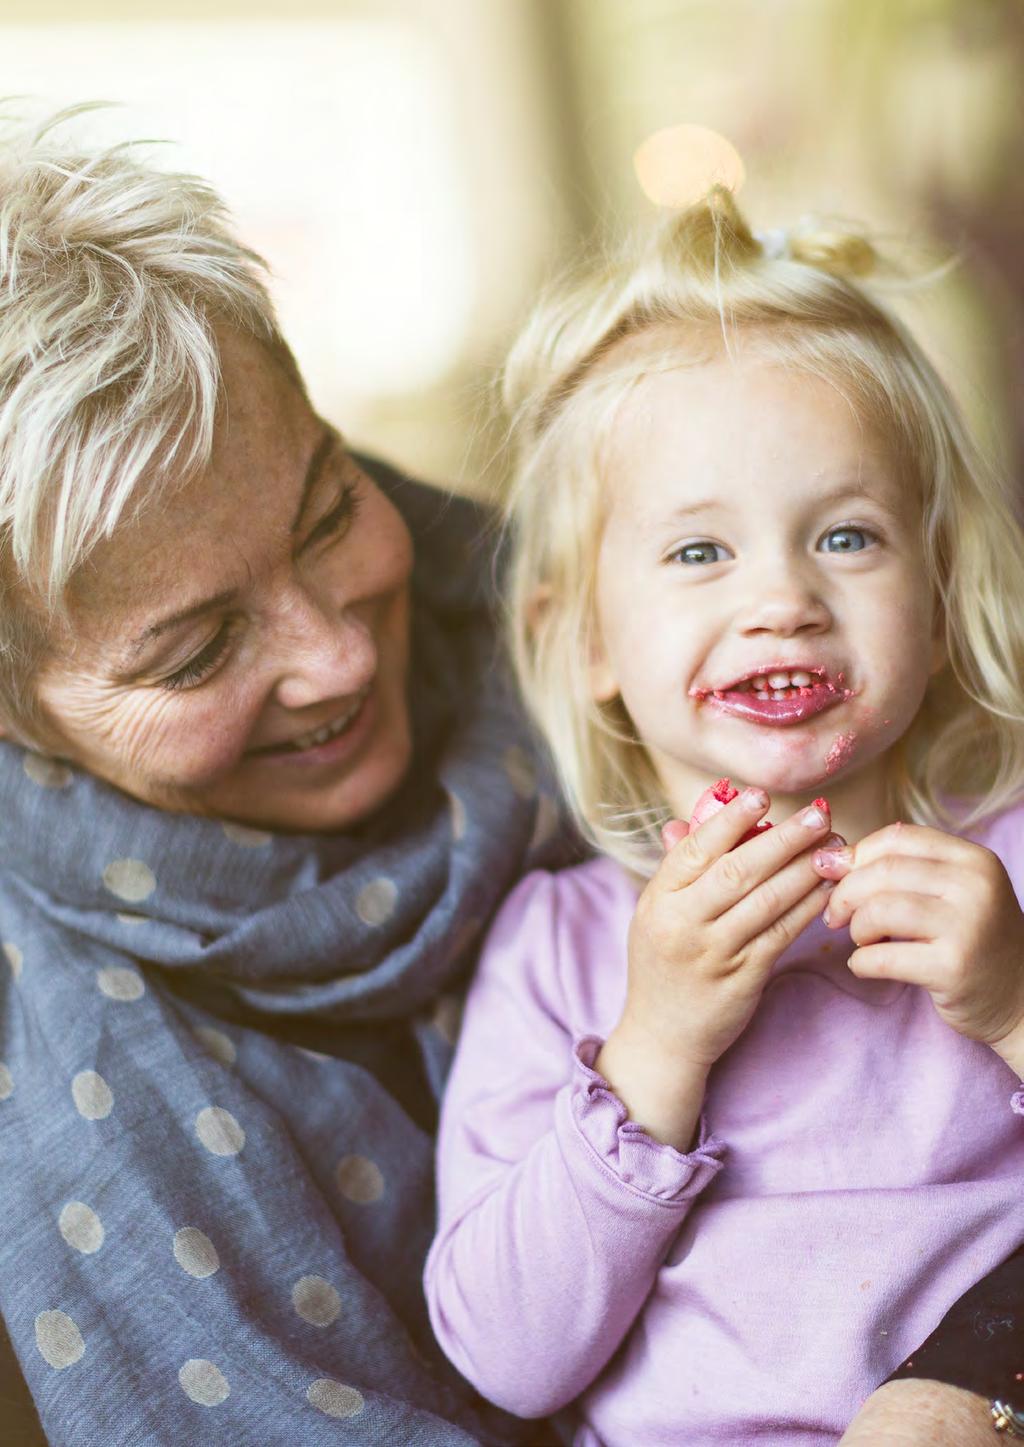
303, 480, 361, 549
161, 624, 234, 692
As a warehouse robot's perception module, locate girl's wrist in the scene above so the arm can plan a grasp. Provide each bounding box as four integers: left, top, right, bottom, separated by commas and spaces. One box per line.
989, 1015, 1024, 1083
595, 1021, 711, 1152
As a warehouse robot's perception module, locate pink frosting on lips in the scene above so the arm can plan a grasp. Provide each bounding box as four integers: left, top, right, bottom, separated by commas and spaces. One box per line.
690, 665, 852, 729
689, 777, 774, 846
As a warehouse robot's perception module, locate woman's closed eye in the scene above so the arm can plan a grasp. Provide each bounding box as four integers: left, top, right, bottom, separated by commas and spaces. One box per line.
303, 479, 361, 551
818, 523, 878, 554
161, 623, 236, 692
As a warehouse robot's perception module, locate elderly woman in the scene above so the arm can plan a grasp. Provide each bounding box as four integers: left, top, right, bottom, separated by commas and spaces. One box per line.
0, 113, 569, 1444
0, 113, 1018, 1447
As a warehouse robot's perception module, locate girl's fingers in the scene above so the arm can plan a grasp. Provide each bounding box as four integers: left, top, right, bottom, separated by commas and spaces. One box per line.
811, 847, 853, 881
660, 818, 689, 852
738, 875, 834, 970
826, 821, 978, 874
811, 825, 965, 882
694, 798, 835, 920
843, 891, 953, 948
847, 940, 936, 986
722, 844, 839, 946
823, 858, 963, 930
659, 788, 771, 890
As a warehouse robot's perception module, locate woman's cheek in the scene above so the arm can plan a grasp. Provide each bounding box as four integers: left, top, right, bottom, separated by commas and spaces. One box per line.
100, 684, 255, 791
146, 685, 261, 789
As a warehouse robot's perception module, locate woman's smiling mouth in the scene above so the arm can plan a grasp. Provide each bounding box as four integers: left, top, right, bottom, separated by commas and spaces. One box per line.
248, 683, 374, 762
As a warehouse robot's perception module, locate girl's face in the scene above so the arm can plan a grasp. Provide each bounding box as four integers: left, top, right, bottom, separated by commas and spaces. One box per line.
30, 328, 414, 834
588, 348, 945, 835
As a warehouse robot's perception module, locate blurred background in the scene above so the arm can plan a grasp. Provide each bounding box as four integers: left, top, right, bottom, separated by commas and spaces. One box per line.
0, 0, 1020, 496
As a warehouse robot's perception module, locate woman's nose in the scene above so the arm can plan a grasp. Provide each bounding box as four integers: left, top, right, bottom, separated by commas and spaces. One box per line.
268, 590, 376, 710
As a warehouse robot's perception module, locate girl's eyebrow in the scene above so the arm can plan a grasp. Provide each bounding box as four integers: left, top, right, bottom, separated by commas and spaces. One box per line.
664, 478, 895, 526
121, 424, 337, 664
665, 497, 724, 523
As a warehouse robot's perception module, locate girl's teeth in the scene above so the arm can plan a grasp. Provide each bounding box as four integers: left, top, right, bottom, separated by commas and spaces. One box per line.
750, 670, 818, 692
722, 669, 827, 695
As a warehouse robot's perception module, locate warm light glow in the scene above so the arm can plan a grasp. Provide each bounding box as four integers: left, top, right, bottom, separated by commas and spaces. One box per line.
633, 123, 745, 208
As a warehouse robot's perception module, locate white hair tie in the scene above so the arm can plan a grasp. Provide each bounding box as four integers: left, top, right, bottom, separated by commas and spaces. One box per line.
754, 226, 789, 260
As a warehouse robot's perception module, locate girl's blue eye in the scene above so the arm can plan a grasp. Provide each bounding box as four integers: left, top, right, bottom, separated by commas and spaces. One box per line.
819, 525, 874, 554
673, 541, 729, 565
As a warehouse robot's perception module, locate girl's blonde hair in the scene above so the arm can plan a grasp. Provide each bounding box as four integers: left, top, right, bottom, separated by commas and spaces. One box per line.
0, 105, 299, 742
503, 186, 1024, 875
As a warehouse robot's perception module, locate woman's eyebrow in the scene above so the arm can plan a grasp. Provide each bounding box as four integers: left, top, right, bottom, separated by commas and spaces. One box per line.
122, 424, 337, 664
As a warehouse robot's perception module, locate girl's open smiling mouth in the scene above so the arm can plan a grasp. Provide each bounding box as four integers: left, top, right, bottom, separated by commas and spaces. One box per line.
690, 665, 854, 727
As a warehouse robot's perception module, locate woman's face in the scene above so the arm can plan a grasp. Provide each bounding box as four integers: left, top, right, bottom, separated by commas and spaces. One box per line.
30, 329, 414, 833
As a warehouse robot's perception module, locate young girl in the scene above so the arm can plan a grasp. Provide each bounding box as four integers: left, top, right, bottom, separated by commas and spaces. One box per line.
424, 189, 1024, 1444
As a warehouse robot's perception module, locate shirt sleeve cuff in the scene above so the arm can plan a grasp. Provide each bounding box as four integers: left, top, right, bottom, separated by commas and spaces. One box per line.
569, 1035, 725, 1202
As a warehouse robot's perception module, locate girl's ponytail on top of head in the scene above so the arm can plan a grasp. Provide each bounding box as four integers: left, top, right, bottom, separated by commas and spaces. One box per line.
639, 184, 884, 287
784, 223, 879, 279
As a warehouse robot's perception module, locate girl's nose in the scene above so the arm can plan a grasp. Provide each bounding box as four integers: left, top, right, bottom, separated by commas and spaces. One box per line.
736, 572, 832, 638
269, 590, 377, 710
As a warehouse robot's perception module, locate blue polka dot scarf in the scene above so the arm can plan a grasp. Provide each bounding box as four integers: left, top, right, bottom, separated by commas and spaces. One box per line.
0, 465, 572, 1445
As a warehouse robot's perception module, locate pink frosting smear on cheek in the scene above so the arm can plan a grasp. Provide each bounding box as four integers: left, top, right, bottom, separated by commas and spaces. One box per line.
824, 731, 857, 775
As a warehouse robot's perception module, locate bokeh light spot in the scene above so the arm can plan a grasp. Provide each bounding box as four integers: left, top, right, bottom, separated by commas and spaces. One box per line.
634, 124, 745, 208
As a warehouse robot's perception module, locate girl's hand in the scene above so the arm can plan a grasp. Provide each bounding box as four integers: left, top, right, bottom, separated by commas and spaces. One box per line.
814, 823, 1024, 1077
596, 789, 837, 1148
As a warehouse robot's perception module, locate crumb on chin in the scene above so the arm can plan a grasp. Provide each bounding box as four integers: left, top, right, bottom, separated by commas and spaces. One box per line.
824, 731, 856, 775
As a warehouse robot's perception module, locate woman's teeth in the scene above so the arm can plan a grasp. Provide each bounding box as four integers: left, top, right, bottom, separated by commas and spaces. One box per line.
287, 692, 367, 751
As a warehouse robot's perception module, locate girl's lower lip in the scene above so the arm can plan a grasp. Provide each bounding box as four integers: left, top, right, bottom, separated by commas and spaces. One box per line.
697, 683, 846, 728
250, 688, 376, 769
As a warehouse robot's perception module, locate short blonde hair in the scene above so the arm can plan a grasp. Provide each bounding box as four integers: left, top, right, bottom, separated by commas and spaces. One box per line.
0, 105, 298, 740
504, 187, 1024, 875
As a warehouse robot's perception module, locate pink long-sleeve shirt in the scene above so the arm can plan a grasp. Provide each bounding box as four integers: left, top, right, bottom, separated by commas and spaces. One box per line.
425, 804, 1024, 1445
